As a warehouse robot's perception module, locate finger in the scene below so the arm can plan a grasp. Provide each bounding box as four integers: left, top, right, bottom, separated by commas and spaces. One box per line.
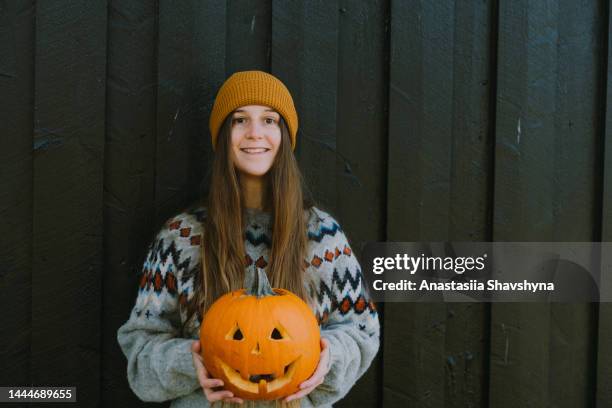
191, 341, 204, 358
191, 351, 203, 365
204, 389, 233, 402
192, 356, 211, 386
224, 397, 244, 404
300, 355, 329, 389
190, 351, 210, 379
191, 343, 204, 367
299, 372, 322, 390
292, 379, 323, 401
200, 361, 210, 378
190, 342, 199, 359
320, 349, 331, 374
321, 337, 330, 349
320, 339, 330, 360
200, 378, 224, 388
285, 385, 317, 402
301, 368, 328, 390
300, 347, 329, 389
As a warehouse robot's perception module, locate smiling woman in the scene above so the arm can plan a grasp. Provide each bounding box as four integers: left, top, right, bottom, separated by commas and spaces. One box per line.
116, 71, 380, 408
230, 105, 281, 179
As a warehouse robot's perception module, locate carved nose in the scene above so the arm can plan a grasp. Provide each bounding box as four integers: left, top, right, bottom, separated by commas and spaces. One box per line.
251, 342, 261, 355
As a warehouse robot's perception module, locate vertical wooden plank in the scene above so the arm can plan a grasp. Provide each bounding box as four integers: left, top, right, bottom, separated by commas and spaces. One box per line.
443, 2, 495, 406
490, 1, 552, 403
385, 1, 493, 406
271, 0, 339, 213
32, 0, 106, 404
226, 0, 271, 73
0, 0, 34, 389
103, 1, 158, 407
333, 1, 388, 406
548, 1, 601, 404
156, 0, 224, 223
156, 0, 196, 221
386, 1, 449, 405
597, 0, 612, 405
490, 0, 602, 406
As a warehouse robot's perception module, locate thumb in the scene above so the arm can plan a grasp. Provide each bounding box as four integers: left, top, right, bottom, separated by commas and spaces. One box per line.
191, 340, 201, 352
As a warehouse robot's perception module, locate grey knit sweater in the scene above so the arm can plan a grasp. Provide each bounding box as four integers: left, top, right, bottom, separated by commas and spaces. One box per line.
117, 206, 380, 407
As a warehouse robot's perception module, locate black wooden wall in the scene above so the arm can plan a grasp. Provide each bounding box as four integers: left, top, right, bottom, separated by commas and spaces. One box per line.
1, 0, 611, 407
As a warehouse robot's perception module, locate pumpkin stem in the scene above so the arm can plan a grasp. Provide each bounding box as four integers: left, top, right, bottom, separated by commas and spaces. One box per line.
244, 266, 276, 297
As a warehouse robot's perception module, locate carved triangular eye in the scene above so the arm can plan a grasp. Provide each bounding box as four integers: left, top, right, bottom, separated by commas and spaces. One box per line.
271, 328, 283, 340
233, 328, 244, 340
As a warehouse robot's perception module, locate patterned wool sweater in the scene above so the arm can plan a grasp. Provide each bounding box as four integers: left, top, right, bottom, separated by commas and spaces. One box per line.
117, 206, 380, 408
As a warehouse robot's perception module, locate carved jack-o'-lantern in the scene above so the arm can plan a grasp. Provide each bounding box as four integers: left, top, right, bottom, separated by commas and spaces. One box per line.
199, 267, 321, 400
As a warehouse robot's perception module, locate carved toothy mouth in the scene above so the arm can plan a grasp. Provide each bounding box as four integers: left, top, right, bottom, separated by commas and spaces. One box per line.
249, 373, 275, 382
217, 357, 299, 395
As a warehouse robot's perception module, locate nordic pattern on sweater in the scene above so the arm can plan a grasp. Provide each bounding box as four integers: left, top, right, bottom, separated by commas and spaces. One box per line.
117, 206, 380, 408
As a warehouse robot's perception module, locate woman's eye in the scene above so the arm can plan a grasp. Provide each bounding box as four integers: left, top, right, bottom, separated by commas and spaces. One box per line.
233, 117, 246, 124
265, 118, 277, 125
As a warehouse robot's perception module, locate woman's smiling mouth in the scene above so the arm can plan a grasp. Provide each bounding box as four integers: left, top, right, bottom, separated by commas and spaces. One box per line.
240, 147, 270, 154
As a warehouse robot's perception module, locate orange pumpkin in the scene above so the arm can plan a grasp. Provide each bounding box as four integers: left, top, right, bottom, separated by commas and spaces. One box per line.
199, 267, 321, 400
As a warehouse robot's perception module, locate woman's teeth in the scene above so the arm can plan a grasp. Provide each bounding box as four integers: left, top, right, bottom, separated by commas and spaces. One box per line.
241, 148, 269, 154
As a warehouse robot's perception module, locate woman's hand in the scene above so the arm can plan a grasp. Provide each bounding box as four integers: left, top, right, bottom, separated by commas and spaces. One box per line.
191, 341, 243, 404
284, 338, 331, 403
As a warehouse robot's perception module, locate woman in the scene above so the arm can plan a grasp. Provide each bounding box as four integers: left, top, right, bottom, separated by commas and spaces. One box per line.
117, 71, 380, 407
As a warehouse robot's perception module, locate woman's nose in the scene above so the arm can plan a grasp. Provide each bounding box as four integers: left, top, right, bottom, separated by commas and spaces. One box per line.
246, 121, 264, 139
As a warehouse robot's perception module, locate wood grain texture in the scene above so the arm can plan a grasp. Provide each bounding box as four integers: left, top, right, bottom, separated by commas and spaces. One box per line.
0, 0, 34, 389
103, 1, 158, 406
31, 0, 107, 404
273, 2, 386, 406
271, 0, 339, 214
443, 2, 495, 406
334, 0, 387, 406
490, 1, 602, 407
226, 0, 271, 74
597, 0, 612, 406
385, 1, 493, 406
2, 1, 608, 406
156, 0, 223, 224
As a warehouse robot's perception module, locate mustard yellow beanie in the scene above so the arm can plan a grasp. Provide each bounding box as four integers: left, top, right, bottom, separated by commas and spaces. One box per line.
209, 70, 298, 150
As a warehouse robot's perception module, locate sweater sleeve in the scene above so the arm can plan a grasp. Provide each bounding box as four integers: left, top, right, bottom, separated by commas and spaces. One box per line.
116, 216, 201, 402
304, 213, 380, 407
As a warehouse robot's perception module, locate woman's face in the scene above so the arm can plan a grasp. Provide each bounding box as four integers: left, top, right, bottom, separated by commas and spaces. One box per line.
230, 105, 282, 178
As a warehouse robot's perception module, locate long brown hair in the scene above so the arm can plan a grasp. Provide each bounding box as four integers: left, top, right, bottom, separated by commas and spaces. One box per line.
183, 113, 313, 327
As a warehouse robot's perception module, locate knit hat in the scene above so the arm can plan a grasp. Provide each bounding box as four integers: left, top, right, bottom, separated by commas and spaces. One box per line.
209, 71, 298, 150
